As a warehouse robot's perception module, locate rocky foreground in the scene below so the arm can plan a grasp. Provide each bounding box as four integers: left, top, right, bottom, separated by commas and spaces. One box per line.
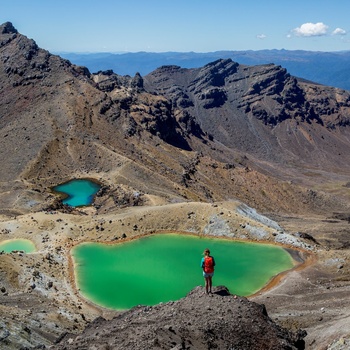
55, 286, 306, 350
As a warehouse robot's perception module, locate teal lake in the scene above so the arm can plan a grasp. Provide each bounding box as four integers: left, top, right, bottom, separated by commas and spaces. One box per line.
53, 179, 101, 207
0, 239, 36, 253
72, 233, 295, 310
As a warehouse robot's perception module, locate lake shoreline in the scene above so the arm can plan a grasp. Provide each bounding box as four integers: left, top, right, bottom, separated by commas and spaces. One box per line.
68, 230, 313, 311
0, 238, 37, 253
51, 178, 102, 207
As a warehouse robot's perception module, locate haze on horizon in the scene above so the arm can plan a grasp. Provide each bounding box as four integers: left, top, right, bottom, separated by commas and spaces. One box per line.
1, 0, 349, 54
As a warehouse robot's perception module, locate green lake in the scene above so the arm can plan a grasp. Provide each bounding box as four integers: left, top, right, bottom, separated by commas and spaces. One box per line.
53, 179, 101, 207
72, 233, 295, 310
0, 239, 36, 253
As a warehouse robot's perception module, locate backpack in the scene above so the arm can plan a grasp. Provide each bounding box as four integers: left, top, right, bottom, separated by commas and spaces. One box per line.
204, 256, 214, 273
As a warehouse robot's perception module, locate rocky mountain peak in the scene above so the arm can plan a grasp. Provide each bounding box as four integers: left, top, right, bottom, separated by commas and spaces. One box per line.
194, 58, 239, 88
0, 21, 18, 34
131, 71, 144, 90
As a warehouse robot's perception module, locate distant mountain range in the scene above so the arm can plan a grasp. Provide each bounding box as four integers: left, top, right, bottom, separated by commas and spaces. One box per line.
59, 50, 350, 91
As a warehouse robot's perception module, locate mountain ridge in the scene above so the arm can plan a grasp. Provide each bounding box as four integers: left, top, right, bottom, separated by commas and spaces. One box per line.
1, 20, 350, 218
59, 49, 350, 91
143, 58, 350, 174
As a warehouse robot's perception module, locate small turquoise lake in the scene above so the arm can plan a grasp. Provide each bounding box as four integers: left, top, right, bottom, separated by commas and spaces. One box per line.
0, 239, 36, 253
53, 179, 101, 207
72, 233, 295, 310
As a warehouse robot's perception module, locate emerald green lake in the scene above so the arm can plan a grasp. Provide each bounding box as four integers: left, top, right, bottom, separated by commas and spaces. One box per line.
72, 233, 294, 310
0, 239, 36, 253
53, 179, 101, 207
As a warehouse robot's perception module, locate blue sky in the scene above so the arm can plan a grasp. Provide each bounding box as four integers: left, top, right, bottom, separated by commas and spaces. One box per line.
1, 0, 349, 53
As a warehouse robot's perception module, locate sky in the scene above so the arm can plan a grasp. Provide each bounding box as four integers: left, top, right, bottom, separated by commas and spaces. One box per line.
1, 0, 350, 53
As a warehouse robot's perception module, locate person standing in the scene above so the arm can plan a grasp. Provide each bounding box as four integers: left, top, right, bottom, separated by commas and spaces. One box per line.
201, 248, 215, 294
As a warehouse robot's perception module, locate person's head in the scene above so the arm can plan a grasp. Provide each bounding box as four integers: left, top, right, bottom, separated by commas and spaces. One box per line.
203, 248, 210, 256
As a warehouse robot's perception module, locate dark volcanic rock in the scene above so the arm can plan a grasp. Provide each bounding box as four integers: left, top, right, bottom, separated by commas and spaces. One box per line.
56, 286, 306, 350
190, 59, 239, 90
1, 21, 18, 34
131, 72, 144, 90
93, 69, 194, 150
144, 58, 350, 165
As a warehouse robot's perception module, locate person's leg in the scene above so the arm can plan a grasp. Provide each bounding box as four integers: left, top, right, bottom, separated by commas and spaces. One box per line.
208, 276, 212, 293
204, 277, 209, 293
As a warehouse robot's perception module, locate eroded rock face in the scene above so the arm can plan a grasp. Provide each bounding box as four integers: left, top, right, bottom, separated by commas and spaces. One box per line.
56, 286, 306, 350
144, 58, 350, 128
144, 58, 350, 165
1, 21, 18, 35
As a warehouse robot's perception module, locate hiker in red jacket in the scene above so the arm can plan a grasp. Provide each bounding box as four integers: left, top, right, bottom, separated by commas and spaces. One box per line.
201, 248, 216, 294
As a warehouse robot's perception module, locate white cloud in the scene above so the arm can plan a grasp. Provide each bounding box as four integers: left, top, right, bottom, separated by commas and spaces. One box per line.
332, 27, 346, 35
293, 22, 328, 37
256, 34, 266, 40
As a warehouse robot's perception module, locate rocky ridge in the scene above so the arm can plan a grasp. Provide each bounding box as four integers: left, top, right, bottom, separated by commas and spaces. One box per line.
56, 286, 306, 350
144, 59, 350, 169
